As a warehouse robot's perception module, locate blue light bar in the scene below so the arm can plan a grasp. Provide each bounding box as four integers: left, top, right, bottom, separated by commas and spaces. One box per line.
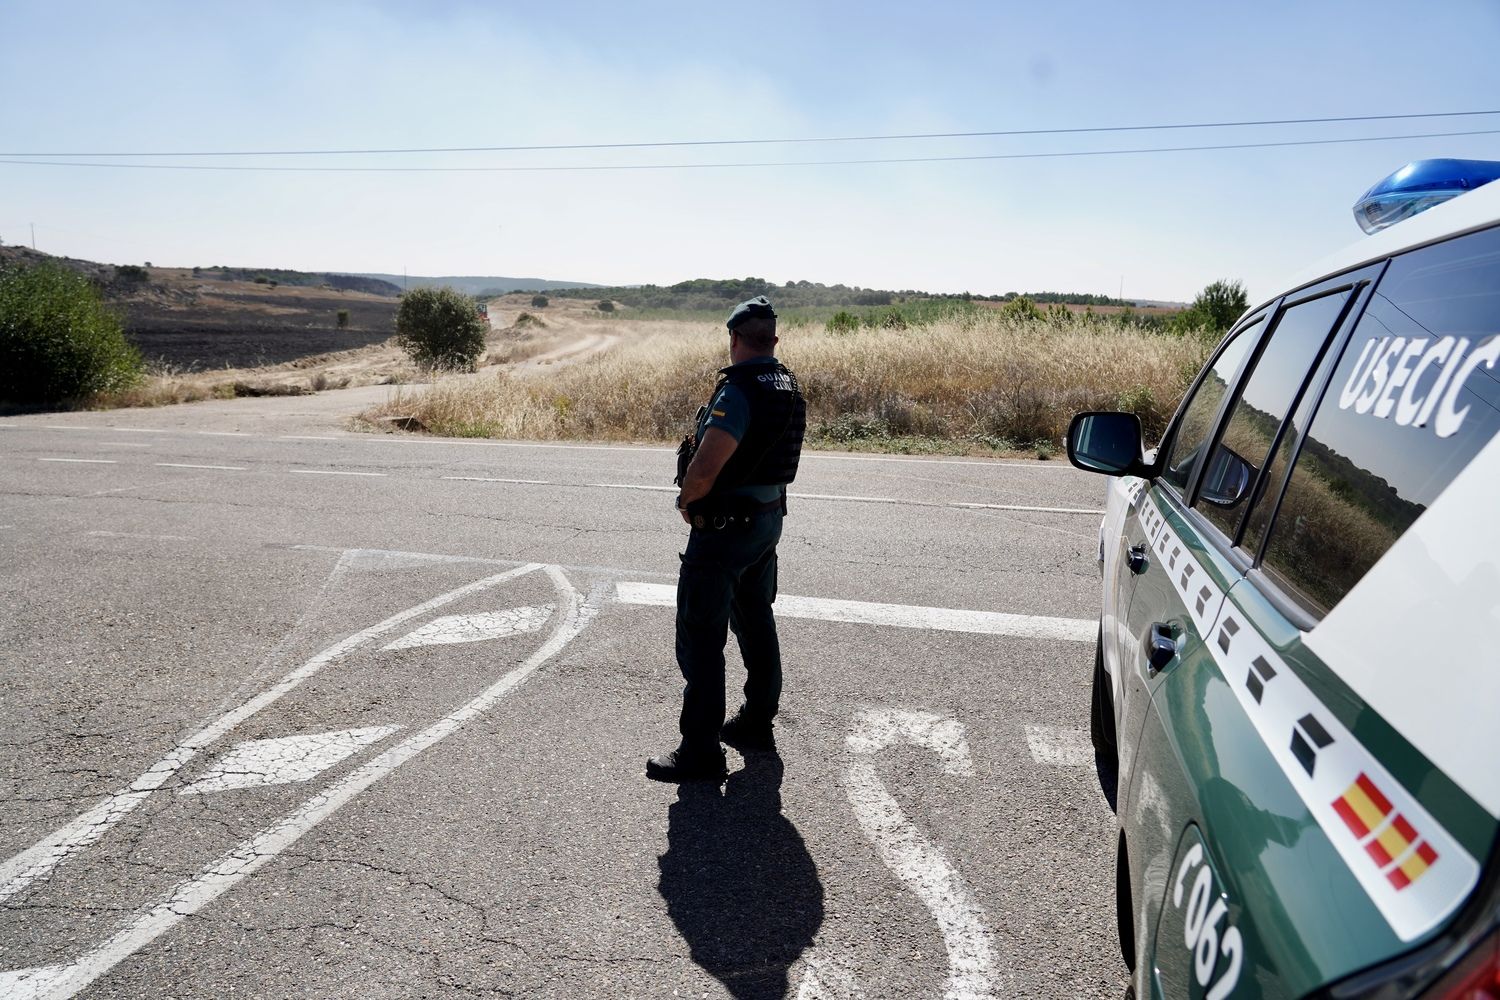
1353, 159, 1500, 234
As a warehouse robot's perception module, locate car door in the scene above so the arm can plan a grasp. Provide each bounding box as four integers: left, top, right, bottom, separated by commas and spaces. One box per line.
1118, 270, 1379, 995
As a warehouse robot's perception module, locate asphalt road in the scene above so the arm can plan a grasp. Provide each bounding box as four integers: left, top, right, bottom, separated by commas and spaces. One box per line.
0, 399, 1124, 999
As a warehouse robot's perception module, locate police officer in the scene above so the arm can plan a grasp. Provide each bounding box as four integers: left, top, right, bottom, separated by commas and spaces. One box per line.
647, 296, 807, 783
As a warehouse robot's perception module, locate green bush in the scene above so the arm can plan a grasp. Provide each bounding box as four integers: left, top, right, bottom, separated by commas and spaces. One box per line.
395, 286, 488, 371
336, 309, 350, 329
114, 264, 149, 284
596, 300, 615, 312
1172, 279, 1249, 337
531, 294, 549, 309
825, 310, 861, 334
1000, 296, 1043, 322
0, 262, 144, 403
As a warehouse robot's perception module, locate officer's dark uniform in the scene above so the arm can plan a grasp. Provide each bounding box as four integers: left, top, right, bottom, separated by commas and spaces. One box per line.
649, 297, 806, 782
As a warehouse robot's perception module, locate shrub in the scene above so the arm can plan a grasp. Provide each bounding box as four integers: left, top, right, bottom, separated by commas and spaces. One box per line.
0, 262, 144, 403
1000, 296, 1043, 322
395, 285, 489, 371
253, 275, 270, 284
514, 312, 546, 329
531, 294, 549, 309
596, 300, 615, 312
1173, 279, 1248, 337
336, 309, 350, 329
825, 310, 861, 334
114, 264, 149, 284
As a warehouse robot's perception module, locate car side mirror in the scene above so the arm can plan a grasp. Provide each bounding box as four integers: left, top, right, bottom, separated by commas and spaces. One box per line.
1199, 445, 1256, 508
1066, 411, 1154, 478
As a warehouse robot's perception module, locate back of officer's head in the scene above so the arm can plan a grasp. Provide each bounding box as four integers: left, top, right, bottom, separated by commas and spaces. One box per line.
727, 296, 778, 354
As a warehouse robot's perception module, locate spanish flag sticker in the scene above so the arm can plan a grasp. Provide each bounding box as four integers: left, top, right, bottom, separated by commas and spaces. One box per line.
711, 409, 726, 418
1332, 773, 1440, 890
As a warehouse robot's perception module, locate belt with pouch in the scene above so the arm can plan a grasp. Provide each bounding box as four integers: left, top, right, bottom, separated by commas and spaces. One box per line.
684, 495, 785, 530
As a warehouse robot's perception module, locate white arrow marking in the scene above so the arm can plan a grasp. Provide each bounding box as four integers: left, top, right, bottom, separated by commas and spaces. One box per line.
381, 605, 553, 650
1023, 725, 1093, 766
615, 582, 1093, 642
846, 708, 998, 1000
179, 726, 399, 794
0, 562, 544, 903
11, 566, 593, 1000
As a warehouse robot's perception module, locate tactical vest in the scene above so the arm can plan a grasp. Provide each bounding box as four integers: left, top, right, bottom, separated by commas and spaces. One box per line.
709, 360, 807, 492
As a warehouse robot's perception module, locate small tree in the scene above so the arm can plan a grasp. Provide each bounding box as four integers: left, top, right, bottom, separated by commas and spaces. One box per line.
1176, 279, 1249, 336
596, 299, 615, 312
1000, 296, 1042, 322
531, 294, 549, 309
0, 262, 143, 403
395, 285, 488, 371
336, 309, 350, 329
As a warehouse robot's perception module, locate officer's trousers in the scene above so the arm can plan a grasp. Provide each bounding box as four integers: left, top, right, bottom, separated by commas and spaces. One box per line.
675, 511, 783, 754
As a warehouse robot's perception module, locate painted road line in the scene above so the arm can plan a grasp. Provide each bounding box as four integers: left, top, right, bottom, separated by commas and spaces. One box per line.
20, 566, 593, 1000
790, 491, 936, 506
100, 443, 154, 448
279, 435, 339, 441
180, 727, 400, 795
1023, 725, 1093, 766
952, 502, 1104, 515
154, 463, 247, 471
87, 531, 195, 542
847, 708, 998, 999
0, 563, 544, 904
442, 476, 551, 485
589, 482, 676, 492
38, 458, 116, 465
196, 431, 251, 437
615, 581, 1094, 642
291, 469, 387, 477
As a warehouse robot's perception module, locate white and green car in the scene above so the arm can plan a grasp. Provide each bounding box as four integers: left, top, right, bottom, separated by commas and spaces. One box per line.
1068, 161, 1500, 999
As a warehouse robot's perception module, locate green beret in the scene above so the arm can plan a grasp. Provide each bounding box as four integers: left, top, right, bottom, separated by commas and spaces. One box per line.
727, 295, 777, 330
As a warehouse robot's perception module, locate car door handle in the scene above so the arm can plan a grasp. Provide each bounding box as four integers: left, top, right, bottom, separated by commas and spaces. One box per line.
1147, 622, 1178, 676
1127, 543, 1150, 575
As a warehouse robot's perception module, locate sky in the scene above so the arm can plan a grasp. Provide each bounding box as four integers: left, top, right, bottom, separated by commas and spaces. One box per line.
3, 1, 1500, 304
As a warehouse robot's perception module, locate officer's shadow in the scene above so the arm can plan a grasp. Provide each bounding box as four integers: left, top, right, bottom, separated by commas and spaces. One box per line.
657, 752, 824, 1000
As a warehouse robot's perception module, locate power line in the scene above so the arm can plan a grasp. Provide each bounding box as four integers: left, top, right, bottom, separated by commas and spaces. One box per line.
2, 110, 1498, 158
1, 128, 1498, 173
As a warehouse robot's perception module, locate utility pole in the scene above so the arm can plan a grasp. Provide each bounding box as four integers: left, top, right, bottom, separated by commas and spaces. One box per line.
31, 223, 36, 250
1119, 275, 1124, 302
403, 265, 407, 292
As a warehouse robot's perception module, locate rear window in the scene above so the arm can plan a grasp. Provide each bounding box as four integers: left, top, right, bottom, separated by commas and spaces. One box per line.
1260, 226, 1500, 617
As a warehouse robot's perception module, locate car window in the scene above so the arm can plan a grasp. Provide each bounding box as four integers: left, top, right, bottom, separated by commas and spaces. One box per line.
1261, 226, 1500, 617
1197, 291, 1350, 542
1159, 321, 1260, 495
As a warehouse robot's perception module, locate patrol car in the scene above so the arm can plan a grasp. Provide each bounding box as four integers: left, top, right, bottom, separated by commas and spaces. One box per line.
1066, 160, 1500, 999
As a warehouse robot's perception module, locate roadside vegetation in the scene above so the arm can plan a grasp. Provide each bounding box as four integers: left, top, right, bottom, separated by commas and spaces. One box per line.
0, 261, 144, 406
360, 308, 1212, 457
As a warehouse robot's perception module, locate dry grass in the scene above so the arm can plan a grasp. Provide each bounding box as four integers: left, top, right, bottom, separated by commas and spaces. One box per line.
358, 314, 1210, 454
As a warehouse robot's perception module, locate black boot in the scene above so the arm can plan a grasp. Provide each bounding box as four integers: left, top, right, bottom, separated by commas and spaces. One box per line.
646, 746, 728, 783
720, 707, 775, 752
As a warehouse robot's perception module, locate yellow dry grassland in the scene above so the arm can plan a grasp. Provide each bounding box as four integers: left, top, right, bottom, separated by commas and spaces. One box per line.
360, 314, 1210, 455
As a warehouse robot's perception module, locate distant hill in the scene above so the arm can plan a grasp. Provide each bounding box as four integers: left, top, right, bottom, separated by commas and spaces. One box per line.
343, 273, 603, 296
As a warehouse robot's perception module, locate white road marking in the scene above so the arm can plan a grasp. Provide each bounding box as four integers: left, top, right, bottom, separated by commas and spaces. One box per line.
99, 442, 153, 448
614, 582, 1094, 642
196, 431, 250, 437
953, 502, 1104, 515
38, 458, 116, 464
846, 708, 998, 1000
382, 605, 553, 650
86, 531, 195, 542
291, 469, 386, 477
442, 475, 551, 485
1023, 725, 1093, 766
0, 562, 543, 903
588, 482, 676, 492
0, 965, 68, 997
154, 463, 246, 471
279, 435, 338, 441
179, 726, 400, 795
790, 491, 917, 505
795, 956, 867, 999
25, 565, 593, 1000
